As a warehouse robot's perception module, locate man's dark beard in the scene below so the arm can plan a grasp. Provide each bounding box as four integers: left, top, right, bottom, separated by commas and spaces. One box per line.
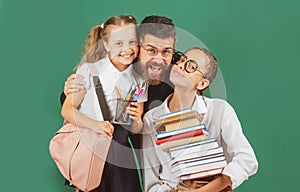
145, 61, 168, 85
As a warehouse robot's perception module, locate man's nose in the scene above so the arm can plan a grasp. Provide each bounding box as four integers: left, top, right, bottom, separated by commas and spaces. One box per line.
151, 52, 165, 63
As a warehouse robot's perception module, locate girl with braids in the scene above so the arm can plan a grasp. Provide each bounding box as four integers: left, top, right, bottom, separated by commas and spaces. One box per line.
61, 15, 147, 192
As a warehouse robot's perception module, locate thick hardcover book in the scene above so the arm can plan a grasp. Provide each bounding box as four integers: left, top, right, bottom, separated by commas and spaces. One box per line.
154, 110, 199, 125
155, 129, 207, 145
169, 138, 216, 152
156, 108, 193, 120
160, 134, 207, 152
180, 168, 223, 180
170, 140, 219, 158
164, 118, 201, 132
172, 159, 227, 177
170, 148, 224, 165
171, 155, 226, 173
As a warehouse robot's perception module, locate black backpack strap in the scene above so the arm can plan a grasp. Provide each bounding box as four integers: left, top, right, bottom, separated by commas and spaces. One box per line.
88, 63, 111, 121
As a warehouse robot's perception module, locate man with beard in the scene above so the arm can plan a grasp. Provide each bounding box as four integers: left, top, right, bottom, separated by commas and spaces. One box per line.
62, 15, 176, 113
133, 15, 176, 112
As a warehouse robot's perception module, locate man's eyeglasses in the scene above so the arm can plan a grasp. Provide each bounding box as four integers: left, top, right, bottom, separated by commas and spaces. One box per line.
172, 51, 206, 77
140, 44, 174, 58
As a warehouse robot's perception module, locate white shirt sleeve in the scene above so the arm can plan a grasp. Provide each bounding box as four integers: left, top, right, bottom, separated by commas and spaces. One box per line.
142, 108, 179, 192
75, 64, 91, 90
220, 102, 258, 189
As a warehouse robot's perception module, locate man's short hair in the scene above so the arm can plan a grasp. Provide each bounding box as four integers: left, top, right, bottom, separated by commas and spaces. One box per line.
138, 15, 176, 43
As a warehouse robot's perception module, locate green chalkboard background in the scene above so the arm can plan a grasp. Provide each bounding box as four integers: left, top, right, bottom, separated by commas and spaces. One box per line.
1, 0, 299, 191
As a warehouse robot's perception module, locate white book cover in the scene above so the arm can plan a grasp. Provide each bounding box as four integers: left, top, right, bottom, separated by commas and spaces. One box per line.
172, 153, 224, 167
172, 160, 227, 178
169, 138, 216, 152
180, 168, 224, 180
170, 140, 219, 158
170, 147, 224, 165
171, 155, 226, 173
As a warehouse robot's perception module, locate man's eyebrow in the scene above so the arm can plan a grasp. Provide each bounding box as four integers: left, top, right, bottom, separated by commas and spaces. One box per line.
144, 44, 173, 50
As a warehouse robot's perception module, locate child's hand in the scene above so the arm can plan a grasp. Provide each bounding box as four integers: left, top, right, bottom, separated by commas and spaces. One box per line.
127, 102, 143, 124
92, 121, 114, 137
127, 102, 144, 134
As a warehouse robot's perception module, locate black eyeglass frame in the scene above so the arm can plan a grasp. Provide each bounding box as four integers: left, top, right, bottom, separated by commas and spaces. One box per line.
140, 44, 174, 58
172, 51, 206, 78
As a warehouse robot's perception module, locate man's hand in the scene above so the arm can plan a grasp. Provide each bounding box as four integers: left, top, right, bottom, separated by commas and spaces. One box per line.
64, 74, 86, 95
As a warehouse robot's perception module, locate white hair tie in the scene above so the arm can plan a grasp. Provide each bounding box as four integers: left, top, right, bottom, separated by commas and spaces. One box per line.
100, 23, 104, 28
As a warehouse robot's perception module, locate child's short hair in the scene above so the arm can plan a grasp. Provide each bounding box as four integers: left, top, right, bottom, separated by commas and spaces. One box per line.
186, 48, 218, 95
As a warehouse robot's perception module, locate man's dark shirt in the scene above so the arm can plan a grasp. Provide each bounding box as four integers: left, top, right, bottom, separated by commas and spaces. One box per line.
144, 81, 173, 113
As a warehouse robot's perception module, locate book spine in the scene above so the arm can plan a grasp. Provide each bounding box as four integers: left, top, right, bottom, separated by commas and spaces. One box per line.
171, 156, 226, 173
169, 138, 216, 152
160, 135, 207, 152
155, 129, 206, 145
154, 111, 198, 125
170, 148, 224, 165
170, 141, 219, 158
172, 160, 227, 177
156, 124, 206, 140
156, 108, 192, 120
180, 168, 223, 180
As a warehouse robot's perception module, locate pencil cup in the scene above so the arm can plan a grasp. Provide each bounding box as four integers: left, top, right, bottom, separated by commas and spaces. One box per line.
114, 99, 135, 125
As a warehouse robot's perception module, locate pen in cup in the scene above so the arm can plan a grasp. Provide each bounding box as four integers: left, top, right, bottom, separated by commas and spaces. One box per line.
114, 86, 126, 121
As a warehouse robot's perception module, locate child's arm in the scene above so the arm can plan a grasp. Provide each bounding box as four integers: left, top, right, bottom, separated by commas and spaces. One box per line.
61, 89, 114, 137
127, 102, 144, 134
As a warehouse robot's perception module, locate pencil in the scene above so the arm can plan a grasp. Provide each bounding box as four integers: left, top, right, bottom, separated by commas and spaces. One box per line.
114, 86, 122, 99
115, 86, 126, 121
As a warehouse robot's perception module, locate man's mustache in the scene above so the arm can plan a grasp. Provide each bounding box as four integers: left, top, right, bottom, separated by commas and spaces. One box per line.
146, 61, 167, 68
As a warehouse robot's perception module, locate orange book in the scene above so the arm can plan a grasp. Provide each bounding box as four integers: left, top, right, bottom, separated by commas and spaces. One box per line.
164, 118, 201, 132
154, 110, 199, 125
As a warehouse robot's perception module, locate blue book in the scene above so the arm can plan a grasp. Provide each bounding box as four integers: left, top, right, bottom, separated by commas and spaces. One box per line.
156, 124, 206, 140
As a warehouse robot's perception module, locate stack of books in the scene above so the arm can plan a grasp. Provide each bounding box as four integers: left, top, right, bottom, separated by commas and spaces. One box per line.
154, 108, 202, 132
154, 108, 207, 152
154, 109, 227, 181
169, 138, 227, 180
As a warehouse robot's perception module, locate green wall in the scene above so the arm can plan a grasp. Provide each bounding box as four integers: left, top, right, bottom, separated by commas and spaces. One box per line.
1, 0, 299, 191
